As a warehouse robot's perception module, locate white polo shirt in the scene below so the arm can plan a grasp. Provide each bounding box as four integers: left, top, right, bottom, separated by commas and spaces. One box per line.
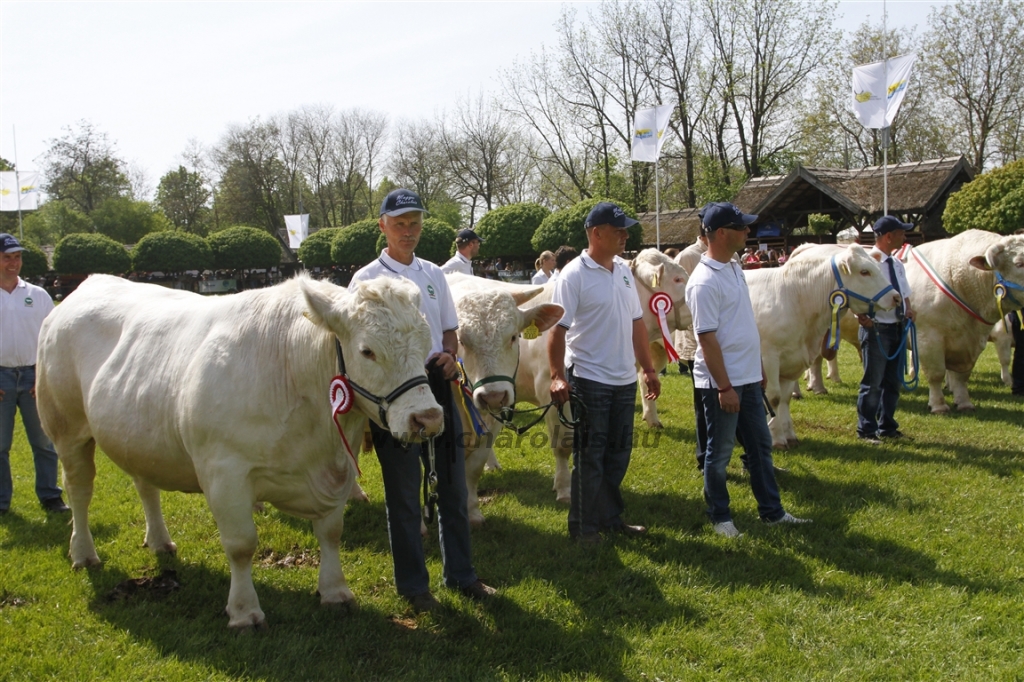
440, 252, 473, 276
0, 278, 55, 367
685, 254, 762, 389
349, 250, 458, 360
551, 251, 643, 386
870, 246, 912, 325
531, 270, 550, 285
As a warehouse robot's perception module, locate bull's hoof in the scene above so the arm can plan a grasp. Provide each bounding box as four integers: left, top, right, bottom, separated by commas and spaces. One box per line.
772, 442, 790, 451
643, 418, 664, 429
145, 540, 178, 555
956, 403, 976, 412
555, 492, 571, 505
227, 612, 267, 631
320, 596, 358, 613
468, 514, 485, 529
811, 387, 828, 395
787, 438, 800, 447
791, 391, 802, 400
349, 486, 370, 503
71, 555, 102, 570
930, 404, 951, 414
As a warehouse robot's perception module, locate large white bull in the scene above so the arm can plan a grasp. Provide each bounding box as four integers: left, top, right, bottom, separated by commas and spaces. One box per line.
36, 274, 442, 629
746, 244, 901, 449
901, 230, 1024, 412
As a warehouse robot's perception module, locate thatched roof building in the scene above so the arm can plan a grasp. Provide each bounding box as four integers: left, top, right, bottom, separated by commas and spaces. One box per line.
639, 155, 976, 248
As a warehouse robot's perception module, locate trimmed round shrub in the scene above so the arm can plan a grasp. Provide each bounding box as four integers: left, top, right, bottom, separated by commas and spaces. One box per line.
132, 230, 213, 273
374, 217, 456, 266
53, 233, 132, 275
298, 227, 343, 268
532, 197, 641, 253
331, 219, 381, 267
476, 203, 550, 258
944, 159, 1024, 235
18, 240, 50, 279
206, 226, 281, 271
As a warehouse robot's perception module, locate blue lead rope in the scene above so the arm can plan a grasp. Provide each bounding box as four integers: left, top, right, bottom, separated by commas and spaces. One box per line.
873, 319, 919, 391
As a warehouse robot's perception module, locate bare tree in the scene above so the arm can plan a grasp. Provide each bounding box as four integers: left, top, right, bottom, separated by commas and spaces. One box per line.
389, 120, 452, 209
212, 118, 288, 234
294, 104, 340, 227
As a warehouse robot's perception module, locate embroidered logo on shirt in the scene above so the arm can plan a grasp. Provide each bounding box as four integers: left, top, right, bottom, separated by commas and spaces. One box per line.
23, 297, 33, 307
426, 284, 437, 299
623, 276, 631, 289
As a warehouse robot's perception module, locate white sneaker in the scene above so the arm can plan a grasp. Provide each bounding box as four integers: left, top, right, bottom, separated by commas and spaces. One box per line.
712, 521, 742, 538
766, 512, 811, 525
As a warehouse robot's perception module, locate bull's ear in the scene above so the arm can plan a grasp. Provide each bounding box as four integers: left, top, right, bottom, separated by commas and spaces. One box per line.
523, 303, 565, 333
511, 287, 544, 305
969, 255, 994, 271
869, 252, 883, 263
970, 243, 1005, 271
299, 277, 338, 329
650, 263, 665, 288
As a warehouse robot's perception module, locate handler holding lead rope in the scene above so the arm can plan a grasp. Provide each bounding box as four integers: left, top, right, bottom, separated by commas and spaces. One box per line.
547, 202, 661, 546
350, 189, 495, 614
856, 215, 916, 445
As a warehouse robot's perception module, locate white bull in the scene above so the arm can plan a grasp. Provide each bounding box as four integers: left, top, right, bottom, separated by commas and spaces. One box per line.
746, 244, 901, 449
36, 274, 442, 629
901, 230, 1024, 412
445, 275, 563, 526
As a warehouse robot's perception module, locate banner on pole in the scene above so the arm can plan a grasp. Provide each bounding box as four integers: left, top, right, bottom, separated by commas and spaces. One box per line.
0, 171, 42, 211
852, 53, 917, 129
285, 214, 309, 248
630, 104, 674, 163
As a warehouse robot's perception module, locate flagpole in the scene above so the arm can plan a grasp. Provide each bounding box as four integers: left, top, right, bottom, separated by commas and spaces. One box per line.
12, 125, 23, 240
882, 0, 889, 217
654, 159, 661, 250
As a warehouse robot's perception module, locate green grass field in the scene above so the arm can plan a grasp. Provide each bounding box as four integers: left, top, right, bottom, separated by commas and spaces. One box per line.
1, 345, 1021, 681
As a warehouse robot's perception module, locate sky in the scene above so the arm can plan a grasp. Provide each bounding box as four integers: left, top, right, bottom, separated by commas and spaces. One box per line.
0, 1, 951, 195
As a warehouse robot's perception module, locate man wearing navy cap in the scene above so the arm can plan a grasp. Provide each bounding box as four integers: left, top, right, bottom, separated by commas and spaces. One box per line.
441, 228, 484, 276
349, 189, 494, 612
548, 201, 660, 544
1, 233, 69, 515
856, 215, 915, 444
684, 203, 810, 538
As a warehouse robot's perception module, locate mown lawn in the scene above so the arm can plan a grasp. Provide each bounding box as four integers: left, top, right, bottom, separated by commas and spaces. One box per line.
1, 345, 1021, 681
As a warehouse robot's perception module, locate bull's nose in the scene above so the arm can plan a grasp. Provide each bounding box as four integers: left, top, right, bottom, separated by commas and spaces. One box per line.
409, 408, 443, 439
479, 390, 509, 410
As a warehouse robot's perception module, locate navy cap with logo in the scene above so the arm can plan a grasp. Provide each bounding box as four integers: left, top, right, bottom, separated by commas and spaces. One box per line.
456, 228, 485, 244
584, 201, 638, 230
380, 188, 427, 217
699, 202, 758, 232
872, 215, 914, 235
0, 233, 26, 253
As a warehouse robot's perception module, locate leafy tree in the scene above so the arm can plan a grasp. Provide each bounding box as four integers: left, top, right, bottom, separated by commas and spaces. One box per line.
374, 217, 456, 266
21, 200, 94, 247
132, 231, 214, 273
476, 203, 550, 258
943, 159, 1024, 235
212, 120, 290, 235
91, 197, 170, 244
42, 121, 131, 213
53, 233, 131, 275
331, 218, 381, 267
156, 166, 212, 234
18, 240, 50, 279
207, 226, 282, 271
532, 197, 641, 253
297, 227, 343, 268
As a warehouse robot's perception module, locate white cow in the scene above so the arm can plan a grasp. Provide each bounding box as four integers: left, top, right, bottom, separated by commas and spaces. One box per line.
746, 244, 901, 449
36, 274, 442, 629
445, 276, 564, 526
805, 312, 860, 394
902, 230, 1024, 412
990, 318, 1016, 387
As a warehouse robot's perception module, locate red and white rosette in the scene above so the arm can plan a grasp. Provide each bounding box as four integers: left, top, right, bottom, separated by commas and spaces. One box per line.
328, 375, 361, 475
648, 293, 681, 363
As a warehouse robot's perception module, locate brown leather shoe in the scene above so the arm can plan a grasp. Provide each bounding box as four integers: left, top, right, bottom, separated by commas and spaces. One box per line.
406, 592, 441, 614
459, 580, 496, 600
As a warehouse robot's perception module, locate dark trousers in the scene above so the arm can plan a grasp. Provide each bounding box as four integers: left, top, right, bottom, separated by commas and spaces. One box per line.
1009, 314, 1024, 395
857, 323, 903, 437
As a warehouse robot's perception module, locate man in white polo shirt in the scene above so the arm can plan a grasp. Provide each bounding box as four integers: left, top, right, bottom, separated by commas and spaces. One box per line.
685, 203, 809, 538
1, 233, 68, 515
548, 202, 660, 545
440, 229, 483, 276
349, 189, 494, 612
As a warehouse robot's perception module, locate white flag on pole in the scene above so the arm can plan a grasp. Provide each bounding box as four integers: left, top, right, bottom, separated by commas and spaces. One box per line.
0, 171, 43, 211
630, 104, 674, 163
852, 53, 917, 129
285, 214, 309, 248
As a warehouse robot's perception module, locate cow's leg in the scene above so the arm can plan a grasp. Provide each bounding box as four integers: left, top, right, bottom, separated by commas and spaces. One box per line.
464, 423, 500, 527
640, 343, 668, 428
59, 438, 101, 568
994, 333, 1013, 386
311, 506, 355, 607
202, 477, 264, 629
806, 356, 828, 395
826, 355, 842, 383
778, 378, 799, 445
547, 408, 572, 504
916, 336, 950, 413
948, 369, 976, 411
132, 477, 176, 555
762, 357, 789, 450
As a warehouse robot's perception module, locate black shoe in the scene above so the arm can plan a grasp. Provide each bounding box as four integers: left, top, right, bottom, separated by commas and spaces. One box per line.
678, 362, 689, 375
575, 532, 603, 546
459, 580, 496, 600
857, 433, 882, 446
41, 497, 70, 513
0, 508, 8, 515
405, 592, 442, 614
879, 430, 910, 440
608, 523, 648, 537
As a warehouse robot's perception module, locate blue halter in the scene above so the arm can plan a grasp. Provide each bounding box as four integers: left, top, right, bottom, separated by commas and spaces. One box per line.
829, 255, 896, 319
994, 272, 1024, 309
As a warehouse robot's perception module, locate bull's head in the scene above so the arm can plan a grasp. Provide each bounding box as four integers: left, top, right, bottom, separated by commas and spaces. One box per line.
969, 235, 1024, 313
300, 276, 443, 441
840, 244, 903, 314
631, 248, 692, 333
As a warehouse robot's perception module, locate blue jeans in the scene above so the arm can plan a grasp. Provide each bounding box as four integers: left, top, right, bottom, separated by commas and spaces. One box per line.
370, 393, 477, 597
699, 383, 784, 524
857, 323, 902, 437
567, 370, 637, 537
0, 366, 63, 510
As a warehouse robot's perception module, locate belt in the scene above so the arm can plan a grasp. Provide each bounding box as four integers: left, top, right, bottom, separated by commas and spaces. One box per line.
0, 364, 35, 370
872, 322, 901, 328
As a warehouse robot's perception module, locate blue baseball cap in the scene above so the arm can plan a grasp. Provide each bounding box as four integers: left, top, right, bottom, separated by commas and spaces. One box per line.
699, 202, 758, 232
456, 228, 484, 244
380, 189, 427, 217
584, 202, 638, 229
0, 233, 25, 253
872, 215, 914, 235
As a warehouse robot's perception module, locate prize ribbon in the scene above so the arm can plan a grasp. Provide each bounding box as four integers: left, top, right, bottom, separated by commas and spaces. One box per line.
648, 292, 681, 363
329, 375, 360, 475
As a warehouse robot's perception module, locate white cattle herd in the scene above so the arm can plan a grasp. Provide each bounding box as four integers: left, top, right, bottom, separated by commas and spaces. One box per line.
33, 231, 1024, 627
